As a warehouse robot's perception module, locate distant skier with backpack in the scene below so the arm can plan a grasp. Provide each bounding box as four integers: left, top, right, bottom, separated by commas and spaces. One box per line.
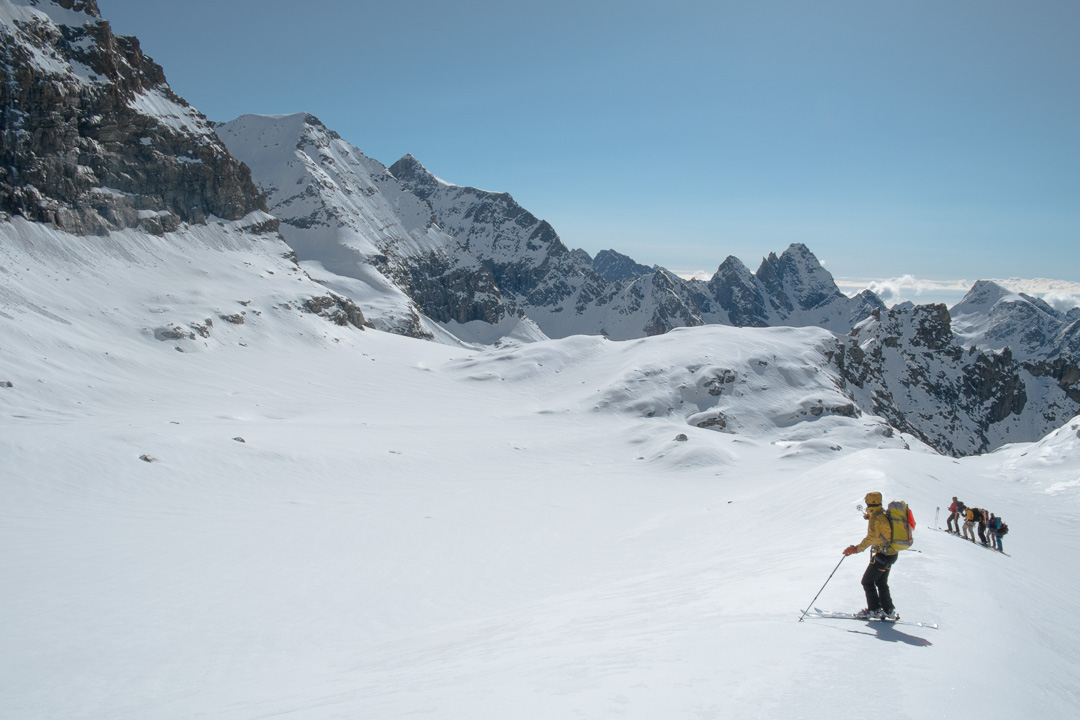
987, 512, 998, 548
962, 506, 978, 542
843, 492, 907, 621
946, 497, 962, 534
995, 518, 1008, 552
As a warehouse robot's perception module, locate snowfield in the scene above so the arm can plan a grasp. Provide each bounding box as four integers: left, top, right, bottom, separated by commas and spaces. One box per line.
2, 220, 1079, 719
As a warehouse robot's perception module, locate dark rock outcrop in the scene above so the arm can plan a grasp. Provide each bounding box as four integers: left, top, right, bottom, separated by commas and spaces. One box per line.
1, 1, 265, 234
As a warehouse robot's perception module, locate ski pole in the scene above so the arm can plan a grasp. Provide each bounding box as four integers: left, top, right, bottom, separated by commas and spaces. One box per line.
798, 555, 846, 622
935, 506, 940, 529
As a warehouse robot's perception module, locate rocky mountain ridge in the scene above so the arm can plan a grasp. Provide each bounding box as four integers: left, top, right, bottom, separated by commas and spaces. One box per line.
389, 151, 887, 339
218, 111, 886, 343
0, 0, 264, 235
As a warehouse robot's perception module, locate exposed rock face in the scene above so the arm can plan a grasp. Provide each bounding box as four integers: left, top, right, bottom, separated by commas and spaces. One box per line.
302, 293, 372, 329
0, 0, 264, 234
833, 303, 1078, 456
707, 256, 772, 327
389, 152, 608, 318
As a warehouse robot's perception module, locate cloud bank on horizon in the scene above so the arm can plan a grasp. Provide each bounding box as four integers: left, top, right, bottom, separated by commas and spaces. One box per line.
844, 276, 1080, 311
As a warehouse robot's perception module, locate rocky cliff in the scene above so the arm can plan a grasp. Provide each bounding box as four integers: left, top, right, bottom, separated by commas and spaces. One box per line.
833, 303, 1078, 455
0, 0, 264, 235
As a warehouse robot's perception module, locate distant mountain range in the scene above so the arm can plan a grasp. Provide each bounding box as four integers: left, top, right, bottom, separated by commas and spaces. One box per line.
217, 113, 887, 342
2, 0, 1077, 456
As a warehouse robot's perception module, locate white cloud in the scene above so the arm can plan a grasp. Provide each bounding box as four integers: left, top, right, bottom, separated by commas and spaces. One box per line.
1041, 292, 1080, 313
836, 276, 1080, 310
674, 270, 713, 282
992, 278, 1080, 312
836, 276, 970, 307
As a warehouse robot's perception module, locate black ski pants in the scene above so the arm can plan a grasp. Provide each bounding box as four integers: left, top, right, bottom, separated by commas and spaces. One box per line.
861, 552, 898, 614
947, 511, 959, 533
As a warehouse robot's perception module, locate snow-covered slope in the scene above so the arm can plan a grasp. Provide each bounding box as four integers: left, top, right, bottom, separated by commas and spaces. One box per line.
4, 227, 1079, 716
0, 216, 369, 359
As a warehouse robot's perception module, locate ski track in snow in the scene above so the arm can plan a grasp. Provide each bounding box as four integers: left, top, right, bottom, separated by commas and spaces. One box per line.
2, 219, 1080, 719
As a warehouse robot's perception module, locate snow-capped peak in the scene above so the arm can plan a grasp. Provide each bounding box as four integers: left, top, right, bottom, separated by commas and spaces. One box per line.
950, 279, 1076, 359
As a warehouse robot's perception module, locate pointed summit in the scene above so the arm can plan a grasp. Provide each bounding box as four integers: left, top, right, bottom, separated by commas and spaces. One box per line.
950, 280, 1014, 317
756, 243, 839, 313
708, 256, 769, 327
389, 154, 441, 199
949, 280, 1074, 360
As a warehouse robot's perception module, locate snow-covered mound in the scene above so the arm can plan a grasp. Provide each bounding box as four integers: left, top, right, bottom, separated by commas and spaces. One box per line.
447, 325, 907, 458
990, 414, 1080, 499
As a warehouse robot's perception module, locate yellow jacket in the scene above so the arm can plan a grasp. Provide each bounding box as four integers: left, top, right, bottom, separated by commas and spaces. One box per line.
854, 508, 894, 555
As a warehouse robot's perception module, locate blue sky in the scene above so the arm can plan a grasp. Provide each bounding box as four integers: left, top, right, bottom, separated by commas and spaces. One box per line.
98, 0, 1079, 306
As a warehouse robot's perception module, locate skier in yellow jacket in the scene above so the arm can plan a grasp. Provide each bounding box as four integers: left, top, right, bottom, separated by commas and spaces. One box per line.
843, 492, 899, 620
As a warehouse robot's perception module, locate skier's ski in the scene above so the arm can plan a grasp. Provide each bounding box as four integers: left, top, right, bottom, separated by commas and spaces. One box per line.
802, 608, 939, 629
929, 528, 1010, 556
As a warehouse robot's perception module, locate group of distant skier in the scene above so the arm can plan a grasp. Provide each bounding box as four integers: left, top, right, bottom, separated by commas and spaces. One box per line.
945, 497, 1007, 552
